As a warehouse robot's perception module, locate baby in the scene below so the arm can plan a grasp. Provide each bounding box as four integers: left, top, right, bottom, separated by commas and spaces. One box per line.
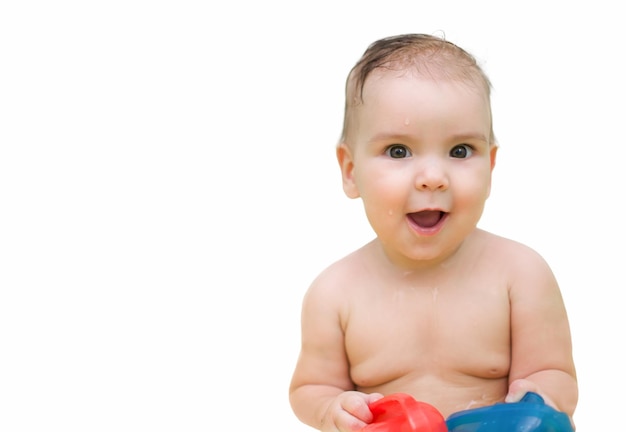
289, 33, 577, 432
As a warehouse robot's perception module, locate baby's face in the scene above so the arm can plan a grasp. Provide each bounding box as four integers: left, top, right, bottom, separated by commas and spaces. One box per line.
339, 70, 497, 267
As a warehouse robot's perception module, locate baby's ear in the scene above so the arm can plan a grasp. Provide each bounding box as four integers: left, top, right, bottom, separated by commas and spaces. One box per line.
490, 145, 498, 171
336, 143, 360, 199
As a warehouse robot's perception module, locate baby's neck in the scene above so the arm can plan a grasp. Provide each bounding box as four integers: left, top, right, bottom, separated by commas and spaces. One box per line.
371, 235, 471, 276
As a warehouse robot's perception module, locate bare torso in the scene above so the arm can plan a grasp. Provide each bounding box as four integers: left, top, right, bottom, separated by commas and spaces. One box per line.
290, 228, 576, 428
336, 230, 513, 417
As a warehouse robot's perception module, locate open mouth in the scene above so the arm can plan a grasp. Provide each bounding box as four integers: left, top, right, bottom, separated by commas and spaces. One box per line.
408, 210, 447, 229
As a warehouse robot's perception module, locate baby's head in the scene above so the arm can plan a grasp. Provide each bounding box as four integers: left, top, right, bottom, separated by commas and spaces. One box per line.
340, 33, 495, 146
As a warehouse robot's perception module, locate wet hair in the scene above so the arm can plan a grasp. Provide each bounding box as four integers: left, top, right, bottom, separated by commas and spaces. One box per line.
340, 33, 495, 145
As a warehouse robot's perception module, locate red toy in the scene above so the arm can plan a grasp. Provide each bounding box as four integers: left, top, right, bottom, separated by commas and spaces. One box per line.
361, 393, 448, 432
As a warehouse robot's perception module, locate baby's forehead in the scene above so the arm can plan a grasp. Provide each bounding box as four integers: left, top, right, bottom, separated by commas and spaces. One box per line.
356, 66, 488, 103
343, 66, 494, 145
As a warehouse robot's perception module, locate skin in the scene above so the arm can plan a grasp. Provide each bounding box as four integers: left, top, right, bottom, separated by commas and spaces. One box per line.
289, 70, 577, 432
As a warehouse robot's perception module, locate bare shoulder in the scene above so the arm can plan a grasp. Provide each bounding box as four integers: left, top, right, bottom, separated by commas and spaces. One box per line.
303, 241, 374, 307
476, 229, 553, 273
475, 230, 564, 311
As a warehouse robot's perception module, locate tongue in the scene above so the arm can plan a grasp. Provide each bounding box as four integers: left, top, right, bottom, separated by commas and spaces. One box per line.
410, 211, 442, 228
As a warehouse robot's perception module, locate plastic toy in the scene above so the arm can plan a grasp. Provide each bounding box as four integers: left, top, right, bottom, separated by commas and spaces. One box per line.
360, 392, 573, 432
361, 393, 447, 432
445, 392, 574, 432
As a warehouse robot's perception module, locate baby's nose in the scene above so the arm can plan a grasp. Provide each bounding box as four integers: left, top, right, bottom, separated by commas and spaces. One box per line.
415, 160, 448, 191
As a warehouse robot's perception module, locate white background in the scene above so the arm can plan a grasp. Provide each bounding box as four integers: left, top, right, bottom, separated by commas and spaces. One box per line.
1, 1, 623, 431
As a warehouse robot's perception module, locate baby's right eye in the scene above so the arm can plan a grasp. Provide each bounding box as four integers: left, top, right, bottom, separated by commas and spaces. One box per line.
385, 145, 411, 159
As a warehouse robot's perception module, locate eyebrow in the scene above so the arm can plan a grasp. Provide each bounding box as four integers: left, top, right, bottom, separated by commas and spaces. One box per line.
368, 132, 413, 143
447, 132, 490, 143
369, 131, 489, 144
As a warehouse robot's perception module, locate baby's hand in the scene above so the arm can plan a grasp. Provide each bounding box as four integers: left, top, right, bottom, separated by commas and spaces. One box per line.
505, 379, 557, 410
320, 391, 384, 432
506, 379, 576, 430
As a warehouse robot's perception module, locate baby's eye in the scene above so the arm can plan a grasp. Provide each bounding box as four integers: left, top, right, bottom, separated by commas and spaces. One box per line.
385, 145, 412, 159
450, 144, 473, 159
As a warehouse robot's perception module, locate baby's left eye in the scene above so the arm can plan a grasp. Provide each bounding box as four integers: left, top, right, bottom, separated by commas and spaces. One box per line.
450, 144, 473, 158
385, 144, 412, 159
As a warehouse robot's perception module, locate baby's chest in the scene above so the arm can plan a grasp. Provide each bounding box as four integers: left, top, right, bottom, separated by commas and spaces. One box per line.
344, 289, 511, 383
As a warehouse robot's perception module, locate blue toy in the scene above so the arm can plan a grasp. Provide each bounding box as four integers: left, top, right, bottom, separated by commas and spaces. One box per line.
446, 392, 574, 432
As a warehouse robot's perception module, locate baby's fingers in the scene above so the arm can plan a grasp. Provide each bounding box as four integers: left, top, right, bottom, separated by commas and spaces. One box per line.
321, 392, 377, 432
332, 409, 369, 432
506, 379, 557, 410
342, 393, 375, 424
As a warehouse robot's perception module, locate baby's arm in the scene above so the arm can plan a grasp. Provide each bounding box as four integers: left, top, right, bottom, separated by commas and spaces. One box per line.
507, 247, 578, 419
289, 272, 382, 431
